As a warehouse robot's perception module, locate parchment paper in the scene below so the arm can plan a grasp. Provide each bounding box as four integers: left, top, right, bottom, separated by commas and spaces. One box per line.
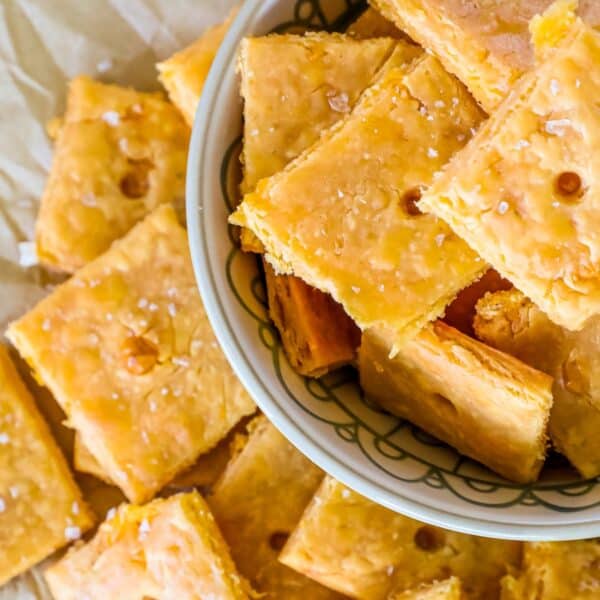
0, 0, 236, 595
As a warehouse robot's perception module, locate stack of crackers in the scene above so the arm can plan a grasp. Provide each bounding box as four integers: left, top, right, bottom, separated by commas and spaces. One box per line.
3, 1, 600, 598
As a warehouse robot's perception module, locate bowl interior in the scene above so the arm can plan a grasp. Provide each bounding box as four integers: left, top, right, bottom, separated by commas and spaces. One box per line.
186, 0, 600, 540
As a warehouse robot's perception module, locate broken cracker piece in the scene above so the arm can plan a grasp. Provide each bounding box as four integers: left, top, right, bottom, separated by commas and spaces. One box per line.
475, 289, 600, 478
45, 491, 252, 600
0, 345, 94, 586
264, 261, 359, 377
280, 477, 521, 599
9, 205, 255, 503
232, 53, 486, 339
209, 417, 344, 599
501, 541, 600, 600
157, 8, 238, 126
359, 321, 553, 483
36, 76, 189, 273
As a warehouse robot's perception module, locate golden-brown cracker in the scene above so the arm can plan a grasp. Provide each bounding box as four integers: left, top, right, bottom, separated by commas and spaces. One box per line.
9, 205, 255, 503
36, 76, 189, 272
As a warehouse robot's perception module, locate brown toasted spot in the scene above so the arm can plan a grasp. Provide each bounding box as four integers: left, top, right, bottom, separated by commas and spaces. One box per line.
269, 531, 290, 551
414, 526, 446, 552
556, 171, 582, 196
121, 335, 158, 375
120, 159, 154, 198
402, 188, 423, 216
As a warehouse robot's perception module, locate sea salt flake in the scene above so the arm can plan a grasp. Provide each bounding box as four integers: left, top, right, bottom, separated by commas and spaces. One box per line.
327, 91, 350, 113
18, 241, 37, 267
96, 58, 113, 73
64, 525, 81, 541
497, 201, 509, 215
102, 111, 120, 126
545, 118, 571, 136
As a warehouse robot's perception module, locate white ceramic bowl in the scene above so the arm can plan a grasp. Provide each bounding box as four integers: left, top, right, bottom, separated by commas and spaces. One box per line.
187, 0, 600, 540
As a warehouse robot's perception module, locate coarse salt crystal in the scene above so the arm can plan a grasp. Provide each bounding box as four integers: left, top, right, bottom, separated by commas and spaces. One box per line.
138, 297, 148, 308
0, 433, 10, 445
9, 486, 19, 499
387, 565, 394, 576
167, 303, 177, 317
341, 488, 351, 498
0, 498, 5, 513
167, 287, 177, 298
351, 286, 361, 294
96, 58, 113, 73
434, 100, 445, 108
435, 233, 446, 246
139, 519, 151, 539
149, 400, 157, 413
545, 119, 571, 136
64, 526, 81, 541
173, 356, 190, 368
550, 79, 560, 96
18, 241, 37, 268
72, 501, 79, 515
327, 91, 350, 113
41, 319, 51, 332
148, 302, 159, 312
514, 139, 530, 150
102, 111, 120, 126
427, 147, 438, 158
106, 507, 117, 520
497, 201, 509, 215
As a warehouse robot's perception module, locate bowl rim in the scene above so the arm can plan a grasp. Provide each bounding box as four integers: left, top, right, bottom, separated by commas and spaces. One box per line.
186, 0, 600, 541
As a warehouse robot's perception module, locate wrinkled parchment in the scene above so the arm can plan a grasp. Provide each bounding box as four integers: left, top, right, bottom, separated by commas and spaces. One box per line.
0, 0, 235, 595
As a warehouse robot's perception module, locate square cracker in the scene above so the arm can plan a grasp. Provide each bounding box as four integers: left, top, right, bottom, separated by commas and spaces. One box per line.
280, 477, 521, 599
370, 0, 600, 111
474, 289, 600, 478
388, 578, 463, 600
240, 33, 398, 374
232, 53, 486, 339
8, 205, 255, 503
208, 416, 343, 599
360, 321, 553, 483
36, 76, 189, 273
45, 491, 252, 600
420, 16, 600, 331
501, 541, 600, 600
157, 8, 237, 126
0, 345, 94, 586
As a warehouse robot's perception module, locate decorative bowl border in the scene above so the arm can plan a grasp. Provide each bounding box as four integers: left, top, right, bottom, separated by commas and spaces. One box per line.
187, 0, 600, 540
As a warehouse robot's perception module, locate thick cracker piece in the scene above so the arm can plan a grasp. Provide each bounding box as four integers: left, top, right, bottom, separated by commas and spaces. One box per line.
370, 0, 600, 111
36, 76, 189, 273
347, 8, 407, 40
360, 321, 553, 483
280, 477, 521, 599
240, 34, 399, 374
264, 261, 360, 377
0, 346, 94, 587
45, 491, 252, 600
157, 8, 237, 126
420, 15, 600, 331
208, 417, 344, 599
474, 289, 600, 478
232, 53, 486, 340
501, 541, 600, 599
8, 205, 255, 503
389, 578, 463, 600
